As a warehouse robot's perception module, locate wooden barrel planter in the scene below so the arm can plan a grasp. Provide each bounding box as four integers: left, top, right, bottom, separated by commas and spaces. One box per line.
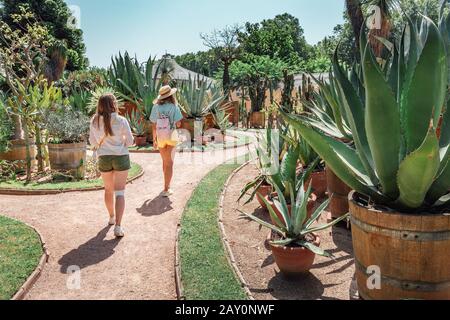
48, 142, 87, 179
144, 121, 154, 143
0, 139, 37, 170
349, 191, 450, 300
180, 118, 203, 142
250, 111, 266, 129
327, 167, 352, 219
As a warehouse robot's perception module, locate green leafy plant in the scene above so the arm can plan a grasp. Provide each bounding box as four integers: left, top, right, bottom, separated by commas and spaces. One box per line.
241, 180, 348, 256
45, 106, 90, 144
0, 95, 13, 154
213, 107, 232, 133
126, 110, 146, 137
177, 75, 225, 119
282, 14, 450, 212
87, 87, 123, 114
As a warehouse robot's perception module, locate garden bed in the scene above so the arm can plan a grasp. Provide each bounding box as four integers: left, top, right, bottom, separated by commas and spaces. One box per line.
221, 163, 357, 300
0, 162, 143, 195
177, 157, 250, 300
0, 216, 47, 300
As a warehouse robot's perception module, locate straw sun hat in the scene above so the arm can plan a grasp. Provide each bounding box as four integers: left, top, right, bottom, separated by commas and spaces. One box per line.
154, 85, 177, 104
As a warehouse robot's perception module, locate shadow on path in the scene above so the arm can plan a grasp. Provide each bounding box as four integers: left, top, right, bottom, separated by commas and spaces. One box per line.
136, 196, 173, 217
59, 226, 121, 273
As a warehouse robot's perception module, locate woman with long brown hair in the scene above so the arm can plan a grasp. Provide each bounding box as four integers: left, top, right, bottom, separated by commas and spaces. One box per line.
150, 85, 183, 197
89, 93, 134, 237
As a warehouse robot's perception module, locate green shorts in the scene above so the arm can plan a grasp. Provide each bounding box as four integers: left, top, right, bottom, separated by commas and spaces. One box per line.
98, 155, 131, 173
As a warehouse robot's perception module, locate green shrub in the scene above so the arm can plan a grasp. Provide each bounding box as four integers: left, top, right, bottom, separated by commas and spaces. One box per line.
0, 97, 13, 153
46, 106, 90, 144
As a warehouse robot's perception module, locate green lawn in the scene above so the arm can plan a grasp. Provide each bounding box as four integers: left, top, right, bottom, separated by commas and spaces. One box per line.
0, 216, 43, 300
0, 162, 142, 191
179, 156, 249, 300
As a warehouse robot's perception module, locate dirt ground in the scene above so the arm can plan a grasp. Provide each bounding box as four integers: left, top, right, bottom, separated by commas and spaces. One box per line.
222, 163, 358, 300
0, 147, 250, 300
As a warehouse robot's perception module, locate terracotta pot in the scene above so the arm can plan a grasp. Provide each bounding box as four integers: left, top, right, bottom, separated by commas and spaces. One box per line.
222, 101, 240, 125
250, 111, 266, 129
326, 167, 352, 219
269, 231, 320, 276
48, 141, 86, 179
266, 193, 317, 226
305, 169, 327, 197
144, 121, 154, 143
134, 136, 148, 147
204, 113, 216, 130
180, 118, 203, 141
256, 183, 272, 209
349, 191, 450, 300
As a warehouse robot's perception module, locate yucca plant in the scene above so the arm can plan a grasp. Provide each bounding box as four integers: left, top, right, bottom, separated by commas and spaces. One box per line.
241, 179, 348, 256
281, 13, 450, 212
177, 75, 224, 119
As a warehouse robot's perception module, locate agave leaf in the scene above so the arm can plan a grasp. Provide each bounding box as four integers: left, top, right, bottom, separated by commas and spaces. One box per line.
281, 110, 388, 204
238, 209, 284, 235
401, 16, 448, 153
363, 42, 401, 199
271, 238, 295, 246
440, 99, 450, 148
257, 192, 285, 229
302, 213, 350, 236
297, 240, 332, 258
426, 145, 450, 204
305, 198, 331, 229
397, 129, 441, 209
333, 50, 376, 183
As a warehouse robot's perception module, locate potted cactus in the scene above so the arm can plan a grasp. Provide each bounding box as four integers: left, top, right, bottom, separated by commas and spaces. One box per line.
282, 13, 450, 299
241, 181, 348, 276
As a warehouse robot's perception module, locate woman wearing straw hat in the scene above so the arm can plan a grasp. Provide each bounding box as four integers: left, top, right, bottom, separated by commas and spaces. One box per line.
150, 85, 184, 197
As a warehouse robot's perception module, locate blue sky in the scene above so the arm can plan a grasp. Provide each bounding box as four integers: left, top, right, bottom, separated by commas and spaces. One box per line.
65, 0, 345, 68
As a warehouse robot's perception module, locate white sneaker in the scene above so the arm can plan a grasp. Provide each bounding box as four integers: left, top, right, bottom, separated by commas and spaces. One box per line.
161, 189, 174, 197
114, 226, 125, 238
108, 216, 116, 226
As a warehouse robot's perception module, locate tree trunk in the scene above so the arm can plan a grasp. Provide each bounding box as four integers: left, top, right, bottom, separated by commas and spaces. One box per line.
222, 61, 231, 97
345, 0, 364, 59
12, 114, 24, 140
22, 118, 32, 182
35, 125, 44, 172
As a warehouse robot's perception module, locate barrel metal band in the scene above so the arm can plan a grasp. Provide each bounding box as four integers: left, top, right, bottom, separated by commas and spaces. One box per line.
350, 216, 450, 241
355, 259, 450, 292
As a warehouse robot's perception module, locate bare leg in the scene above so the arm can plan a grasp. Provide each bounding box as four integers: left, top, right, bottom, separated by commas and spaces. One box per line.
160, 146, 175, 192
101, 172, 115, 219
113, 170, 129, 226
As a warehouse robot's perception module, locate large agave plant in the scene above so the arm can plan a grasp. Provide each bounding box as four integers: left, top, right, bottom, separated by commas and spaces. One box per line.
177, 75, 224, 119
282, 13, 450, 212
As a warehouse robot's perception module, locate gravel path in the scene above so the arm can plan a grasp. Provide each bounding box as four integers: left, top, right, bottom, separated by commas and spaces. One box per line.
0, 147, 249, 300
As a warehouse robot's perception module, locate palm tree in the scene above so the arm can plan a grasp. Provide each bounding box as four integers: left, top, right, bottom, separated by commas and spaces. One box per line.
345, 0, 365, 57
44, 40, 68, 83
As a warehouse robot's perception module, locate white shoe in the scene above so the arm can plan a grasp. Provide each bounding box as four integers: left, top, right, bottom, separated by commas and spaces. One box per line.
108, 216, 116, 226
114, 226, 125, 238
161, 189, 174, 197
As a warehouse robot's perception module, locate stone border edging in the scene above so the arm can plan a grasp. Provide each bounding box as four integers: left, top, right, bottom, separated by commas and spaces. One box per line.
174, 160, 254, 301
9, 219, 50, 300
218, 161, 255, 301
0, 166, 144, 196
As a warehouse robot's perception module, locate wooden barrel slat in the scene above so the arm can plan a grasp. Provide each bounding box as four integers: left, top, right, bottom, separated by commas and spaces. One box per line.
48, 142, 87, 178
349, 191, 450, 300
0, 140, 37, 169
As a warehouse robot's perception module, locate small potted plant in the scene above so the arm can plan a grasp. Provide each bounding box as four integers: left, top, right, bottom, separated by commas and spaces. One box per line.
241, 181, 348, 276
46, 106, 90, 179
126, 110, 147, 147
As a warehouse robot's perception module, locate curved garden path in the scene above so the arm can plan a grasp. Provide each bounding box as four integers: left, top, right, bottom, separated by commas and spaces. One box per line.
0, 146, 250, 300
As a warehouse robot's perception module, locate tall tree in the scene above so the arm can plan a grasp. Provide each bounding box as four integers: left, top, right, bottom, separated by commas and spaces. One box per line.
1, 0, 88, 71
201, 25, 241, 94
